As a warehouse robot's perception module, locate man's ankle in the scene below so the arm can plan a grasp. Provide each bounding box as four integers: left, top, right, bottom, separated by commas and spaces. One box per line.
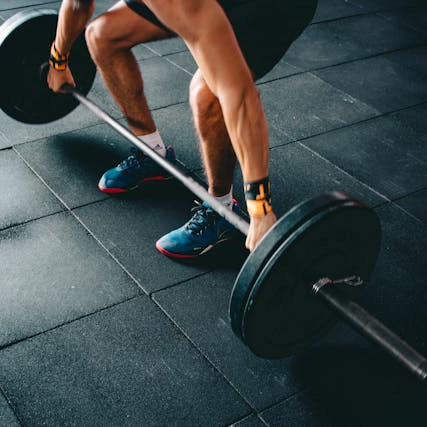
138, 130, 167, 157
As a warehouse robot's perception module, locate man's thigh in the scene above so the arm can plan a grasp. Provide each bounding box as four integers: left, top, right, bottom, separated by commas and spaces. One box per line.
221, 0, 318, 79
100, 0, 175, 46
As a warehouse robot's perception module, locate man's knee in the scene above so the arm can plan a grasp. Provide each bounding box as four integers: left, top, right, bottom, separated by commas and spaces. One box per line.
86, 16, 110, 58
189, 71, 221, 119
85, 13, 131, 59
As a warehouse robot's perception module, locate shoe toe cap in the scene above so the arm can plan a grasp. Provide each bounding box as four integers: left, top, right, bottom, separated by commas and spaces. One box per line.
98, 168, 132, 191
156, 228, 196, 257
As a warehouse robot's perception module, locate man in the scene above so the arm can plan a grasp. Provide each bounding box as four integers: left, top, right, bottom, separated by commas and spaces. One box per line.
48, 0, 317, 257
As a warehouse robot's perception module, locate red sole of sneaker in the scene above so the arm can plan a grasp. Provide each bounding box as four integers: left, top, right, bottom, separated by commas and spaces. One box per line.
155, 242, 198, 259
98, 176, 168, 194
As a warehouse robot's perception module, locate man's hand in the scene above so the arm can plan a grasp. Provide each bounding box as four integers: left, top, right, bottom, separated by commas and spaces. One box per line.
47, 66, 76, 93
246, 211, 277, 252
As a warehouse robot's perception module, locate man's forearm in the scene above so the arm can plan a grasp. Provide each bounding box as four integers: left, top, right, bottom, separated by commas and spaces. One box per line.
55, 0, 95, 54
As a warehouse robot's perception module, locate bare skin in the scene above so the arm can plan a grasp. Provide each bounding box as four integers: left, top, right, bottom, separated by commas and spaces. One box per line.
190, 70, 237, 197
48, 0, 277, 251
48, 0, 171, 135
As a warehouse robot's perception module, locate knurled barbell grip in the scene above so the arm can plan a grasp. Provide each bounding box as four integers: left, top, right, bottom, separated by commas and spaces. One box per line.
313, 279, 427, 382
63, 84, 250, 235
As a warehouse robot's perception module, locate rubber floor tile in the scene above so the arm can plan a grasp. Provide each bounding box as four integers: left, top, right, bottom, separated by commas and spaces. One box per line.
0, 394, 20, 427
0, 297, 249, 426
0, 212, 139, 347
303, 116, 427, 199
396, 189, 427, 225
286, 13, 424, 71
260, 72, 378, 142
15, 121, 135, 209
73, 181, 210, 293
0, 148, 63, 230
314, 55, 427, 113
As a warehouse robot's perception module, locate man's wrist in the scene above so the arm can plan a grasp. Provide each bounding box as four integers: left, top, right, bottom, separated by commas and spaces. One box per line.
244, 176, 273, 218
49, 42, 70, 71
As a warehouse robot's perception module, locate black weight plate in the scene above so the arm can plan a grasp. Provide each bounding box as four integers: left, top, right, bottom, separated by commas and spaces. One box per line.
0, 9, 96, 124
230, 192, 381, 358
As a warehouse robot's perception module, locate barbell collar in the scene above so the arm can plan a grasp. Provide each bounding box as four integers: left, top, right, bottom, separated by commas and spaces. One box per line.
64, 84, 251, 236
314, 279, 427, 382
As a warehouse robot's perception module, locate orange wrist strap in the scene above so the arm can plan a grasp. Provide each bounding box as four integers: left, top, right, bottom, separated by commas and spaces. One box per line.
244, 177, 273, 218
49, 42, 69, 71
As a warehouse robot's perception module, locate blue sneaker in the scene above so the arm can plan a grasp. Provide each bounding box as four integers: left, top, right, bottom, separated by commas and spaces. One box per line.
98, 146, 176, 193
156, 200, 241, 259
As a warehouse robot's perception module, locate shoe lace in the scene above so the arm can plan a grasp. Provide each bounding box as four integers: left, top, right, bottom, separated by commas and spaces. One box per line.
119, 148, 146, 169
186, 201, 219, 235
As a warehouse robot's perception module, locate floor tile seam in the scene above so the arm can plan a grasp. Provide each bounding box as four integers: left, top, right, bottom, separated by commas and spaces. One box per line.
0, 145, 12, 152
164, 56, 194, 77
345, 0, 409, 14
390, 186, 427, 205
0, 294, 143, 354
149, 270, 215, 296
388, 200, 427, 230
6, 115, 124, 149
295, 143, 427, 226
69, 210, 149, 293
297, 141, 391, 205
13, 146, 73, 210
373, 7, 427, 34
376, 11, 427, 36
13, 147, 150, 293
270, 100, 427, 153
258, 42, 427, 87
222, 413, 268, 427
0, 208, 66, 234
311, 11, 371, 25
140, 43, 164, 58
310, 42, 427, 74
256, 387, 311, 420
0, 384, 24, 427
0, 1, 59, 13
311, 5, 421, 26
150, 296, 258, 414
7, 100, 188, 150
223, 388, 312, 426
0, 127, 8, 143
161, 49, 190, 59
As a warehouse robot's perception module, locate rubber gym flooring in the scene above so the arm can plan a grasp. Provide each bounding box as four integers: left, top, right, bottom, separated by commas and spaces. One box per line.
0, 0, 426, 426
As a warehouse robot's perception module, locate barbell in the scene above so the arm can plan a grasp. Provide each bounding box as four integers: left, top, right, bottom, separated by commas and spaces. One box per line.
1, 9, 426, 382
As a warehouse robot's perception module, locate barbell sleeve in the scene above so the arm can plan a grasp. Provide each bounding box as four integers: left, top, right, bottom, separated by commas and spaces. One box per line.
65, 84, 250, 235
313, 279, 427, 382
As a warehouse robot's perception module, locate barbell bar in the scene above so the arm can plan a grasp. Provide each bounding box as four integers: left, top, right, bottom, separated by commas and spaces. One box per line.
0, 9, 426, 382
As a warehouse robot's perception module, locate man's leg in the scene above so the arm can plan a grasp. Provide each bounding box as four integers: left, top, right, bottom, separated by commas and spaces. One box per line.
85, 1, 176, 193
155, 69, 242, 259
189, 69, 236, 199
85, 1, 171, 135
155, 0, 317, 258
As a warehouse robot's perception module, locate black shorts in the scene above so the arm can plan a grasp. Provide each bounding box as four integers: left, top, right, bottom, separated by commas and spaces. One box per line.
124, 0, 317, 79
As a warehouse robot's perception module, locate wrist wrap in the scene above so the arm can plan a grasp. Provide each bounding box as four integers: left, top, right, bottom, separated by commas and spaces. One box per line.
244, 176, 272, 217
49, 43, 69, 71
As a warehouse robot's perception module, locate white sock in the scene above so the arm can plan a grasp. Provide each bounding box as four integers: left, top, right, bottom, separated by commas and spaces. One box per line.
138, 130, 167, 157
214, 188, 233, 209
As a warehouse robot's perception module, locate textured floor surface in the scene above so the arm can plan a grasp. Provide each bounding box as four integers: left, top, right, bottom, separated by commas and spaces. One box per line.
0, 0, 426, 426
